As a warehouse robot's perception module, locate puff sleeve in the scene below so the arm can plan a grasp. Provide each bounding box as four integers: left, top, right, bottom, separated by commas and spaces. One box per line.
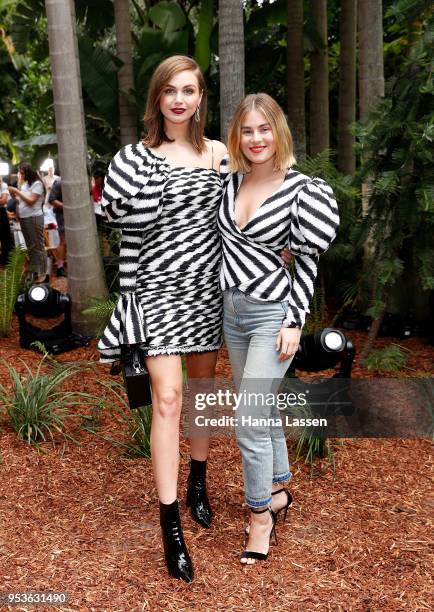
101, 144, 168, 230
219, 153, 231, 186
283, 177, 340, 329
97, 145, 169, 362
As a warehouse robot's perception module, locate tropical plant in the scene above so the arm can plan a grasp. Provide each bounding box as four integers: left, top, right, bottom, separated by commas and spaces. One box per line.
82, 293, 119, 338
363, 344, 410, 371
0, 355, 98, 446
354, 13, 433, 361
96, 379, 152, 458
280, 376, 335, 468
0, 245, 27, 337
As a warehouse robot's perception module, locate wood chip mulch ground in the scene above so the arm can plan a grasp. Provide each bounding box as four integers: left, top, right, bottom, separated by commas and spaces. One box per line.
0, 281, 433, 611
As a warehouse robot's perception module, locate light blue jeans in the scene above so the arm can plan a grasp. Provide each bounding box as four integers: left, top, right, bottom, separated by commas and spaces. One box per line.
223, 287, 295, 508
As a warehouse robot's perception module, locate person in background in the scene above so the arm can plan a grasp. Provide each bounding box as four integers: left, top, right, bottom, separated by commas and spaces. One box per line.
92, 169, 105, 229
0, 177, 13, 265
48, 177, 67, 277
42, 161, 60, 207
8, 162, 48, 283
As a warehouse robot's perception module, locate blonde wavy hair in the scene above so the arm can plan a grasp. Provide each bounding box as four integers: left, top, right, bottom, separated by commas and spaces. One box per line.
227, 93, 296, 173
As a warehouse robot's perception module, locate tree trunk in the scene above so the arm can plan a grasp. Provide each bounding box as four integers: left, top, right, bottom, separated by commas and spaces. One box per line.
358, 0, 385, 122
358, 0, 384, 264
114, 0, 137, 146
45, 0, 107, 335
359, 286, 390, 363
337, 0, 357, 175
218, 0, 245, 142
309, 0, 329, 156
287, 0, 306, 160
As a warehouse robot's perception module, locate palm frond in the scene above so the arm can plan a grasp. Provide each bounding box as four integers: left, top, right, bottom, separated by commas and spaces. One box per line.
0, 246, 27, 337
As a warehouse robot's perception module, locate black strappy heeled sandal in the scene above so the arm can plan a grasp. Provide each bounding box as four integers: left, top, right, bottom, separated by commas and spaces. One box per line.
244, 488, 292, 535
240, 506, 277, 564
272, 487, 293, 523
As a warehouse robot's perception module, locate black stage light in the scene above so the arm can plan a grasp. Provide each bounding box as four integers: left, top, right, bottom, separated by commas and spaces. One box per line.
287, 327, 355, 377
15, 285, 89, 354
284, 328, 356, 418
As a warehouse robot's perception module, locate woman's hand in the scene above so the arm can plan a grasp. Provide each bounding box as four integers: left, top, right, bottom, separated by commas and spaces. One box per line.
7, 186, 19, 197
281, 247, 294, 265
276, 327, 301, 362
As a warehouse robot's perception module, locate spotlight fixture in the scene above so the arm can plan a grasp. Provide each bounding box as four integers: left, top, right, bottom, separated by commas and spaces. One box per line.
284, 328, 356, 418
288, 327, 355, 377
15, 285, 89, 354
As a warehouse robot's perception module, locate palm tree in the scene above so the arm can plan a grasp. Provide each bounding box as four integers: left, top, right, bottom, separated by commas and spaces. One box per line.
218, 0, 245, 142
358, 0, 385, 122
310, 0, 329, 156
358, 0, 384, 235
287, 0, 306, 159
45, 0, 107, 335
337, 0, 357, 175
113, 0, 137, 146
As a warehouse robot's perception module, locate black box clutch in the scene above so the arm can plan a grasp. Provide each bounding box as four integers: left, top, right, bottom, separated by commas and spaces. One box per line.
121, 345, 152, 410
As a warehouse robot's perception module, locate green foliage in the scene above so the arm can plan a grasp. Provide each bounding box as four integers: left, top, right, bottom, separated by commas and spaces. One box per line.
149, 1, 186, 32
295, 435, 334, 467
280, 381, 334, 468
97, 379, 152, 458
194, 0, 213, 72
0, 246, 27, 337
303, 287, 327, 333
78, 38, 121, 127
82, 293, 119, 338
0, 356, 98, 446
354, 16, 434, 315
363, 344, 410, 371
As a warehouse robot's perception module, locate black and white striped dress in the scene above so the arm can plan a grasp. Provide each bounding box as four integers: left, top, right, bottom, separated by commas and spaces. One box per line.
217, 162, 340, 329
97, 143, 225, 361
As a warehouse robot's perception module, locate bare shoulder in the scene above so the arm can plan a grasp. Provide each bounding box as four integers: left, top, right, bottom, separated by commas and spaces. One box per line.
208, 139, 228, 167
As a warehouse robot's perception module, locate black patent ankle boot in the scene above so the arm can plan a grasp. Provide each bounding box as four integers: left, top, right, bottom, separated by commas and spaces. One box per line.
186, 458, 213, 529
159, 499, 194, 583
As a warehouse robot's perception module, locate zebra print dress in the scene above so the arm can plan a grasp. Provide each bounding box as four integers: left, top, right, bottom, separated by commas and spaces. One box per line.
98, 143, 227, 361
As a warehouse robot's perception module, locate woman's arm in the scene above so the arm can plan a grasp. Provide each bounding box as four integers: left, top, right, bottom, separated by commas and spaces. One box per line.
283, 177, 340, 329
101, 145, 164, 229
8, 185, 39, 206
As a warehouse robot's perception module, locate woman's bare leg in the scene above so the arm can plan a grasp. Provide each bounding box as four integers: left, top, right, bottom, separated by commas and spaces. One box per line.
186, 350, 218, 460
146, 354, 183, 504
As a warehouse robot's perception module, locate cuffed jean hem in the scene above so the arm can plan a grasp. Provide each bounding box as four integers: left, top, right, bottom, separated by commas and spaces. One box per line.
272, 471, 292, 485
246, 495, 273, 509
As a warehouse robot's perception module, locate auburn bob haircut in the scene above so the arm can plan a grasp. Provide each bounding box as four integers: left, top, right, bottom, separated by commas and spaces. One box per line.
143, 55, 207, 153
227, 93, 296, 173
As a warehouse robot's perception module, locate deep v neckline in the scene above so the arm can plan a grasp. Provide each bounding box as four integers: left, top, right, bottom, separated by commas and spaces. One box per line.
233, 170, 289, 232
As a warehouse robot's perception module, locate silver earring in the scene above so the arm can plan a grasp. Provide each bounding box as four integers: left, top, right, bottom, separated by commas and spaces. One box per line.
194, 106, 200, 122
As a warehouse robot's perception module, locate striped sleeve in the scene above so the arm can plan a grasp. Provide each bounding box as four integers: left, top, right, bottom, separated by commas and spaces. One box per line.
219, 154, 231, 185
284, 177, 340, 329
101, 144, 160, 227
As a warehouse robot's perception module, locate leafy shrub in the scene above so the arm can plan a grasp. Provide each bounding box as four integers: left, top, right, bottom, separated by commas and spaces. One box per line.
96, 379, 152, 458
0, 356, 99, 446
0, 246, 27, 337
82, 293, 119, 337
363, 343, 409, 371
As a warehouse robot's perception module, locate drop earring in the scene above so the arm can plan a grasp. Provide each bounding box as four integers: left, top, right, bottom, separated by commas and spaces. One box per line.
194, 106, 200, 122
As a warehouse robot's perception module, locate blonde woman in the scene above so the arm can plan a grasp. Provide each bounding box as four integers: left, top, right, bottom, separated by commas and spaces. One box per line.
218, 94, 339, 564
98, 56, 227, 583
